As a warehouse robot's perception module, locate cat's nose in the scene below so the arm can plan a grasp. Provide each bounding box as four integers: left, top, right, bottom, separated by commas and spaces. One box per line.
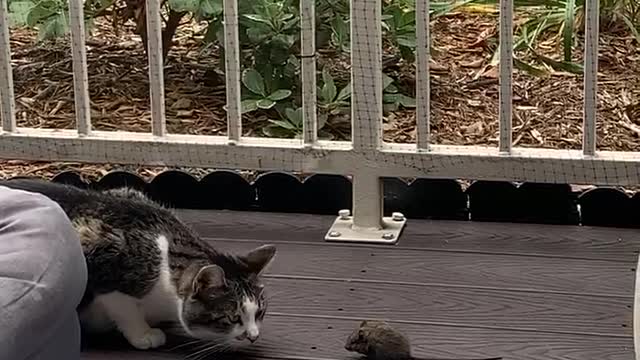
247, 330, 259, 343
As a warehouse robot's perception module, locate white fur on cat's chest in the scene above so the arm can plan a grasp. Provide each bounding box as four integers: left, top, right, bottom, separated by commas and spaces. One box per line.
79, 235, 180, 332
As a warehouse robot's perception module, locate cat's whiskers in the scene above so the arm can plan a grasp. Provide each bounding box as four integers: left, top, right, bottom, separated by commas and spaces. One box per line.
182, 341, 217, 357
163, 324, 190, 336
167, 338, 206, 352
185, 342, 230, 360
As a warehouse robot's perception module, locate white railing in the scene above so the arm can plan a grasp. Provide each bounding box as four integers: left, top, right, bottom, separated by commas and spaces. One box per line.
0, 0, 639, 242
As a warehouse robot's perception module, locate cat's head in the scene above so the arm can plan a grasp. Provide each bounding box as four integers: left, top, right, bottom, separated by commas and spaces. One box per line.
177, 245, 276, 345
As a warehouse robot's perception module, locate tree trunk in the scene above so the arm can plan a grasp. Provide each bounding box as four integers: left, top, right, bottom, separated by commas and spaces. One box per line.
129, 0, 185, 61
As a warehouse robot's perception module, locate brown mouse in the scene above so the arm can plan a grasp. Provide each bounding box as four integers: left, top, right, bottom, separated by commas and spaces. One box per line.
345, 320, 502, 360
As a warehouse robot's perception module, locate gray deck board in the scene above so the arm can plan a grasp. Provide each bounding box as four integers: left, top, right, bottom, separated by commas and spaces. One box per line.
81, 210, 638, 360
178, 210, 640, 262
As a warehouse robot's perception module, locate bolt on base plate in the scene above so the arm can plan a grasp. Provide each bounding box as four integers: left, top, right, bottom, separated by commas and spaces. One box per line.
324, 210, 407, 245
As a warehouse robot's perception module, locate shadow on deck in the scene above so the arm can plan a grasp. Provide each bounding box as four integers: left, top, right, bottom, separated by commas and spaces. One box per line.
81, 209, 638, 360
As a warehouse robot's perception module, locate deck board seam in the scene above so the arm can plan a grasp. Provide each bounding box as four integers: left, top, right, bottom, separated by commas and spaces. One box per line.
202, 236, 637, 263
237, 355, 339, 360
268, 312, 632, 339
265, 274, 635, 299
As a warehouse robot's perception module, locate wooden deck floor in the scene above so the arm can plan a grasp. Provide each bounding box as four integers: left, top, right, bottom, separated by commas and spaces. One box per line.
81, 209, 639, 360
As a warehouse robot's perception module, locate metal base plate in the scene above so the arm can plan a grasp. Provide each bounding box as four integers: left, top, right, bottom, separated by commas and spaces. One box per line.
324, 215, 406, 244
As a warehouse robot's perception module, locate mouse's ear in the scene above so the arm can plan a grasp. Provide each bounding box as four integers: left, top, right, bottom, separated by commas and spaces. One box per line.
358, 329, 365, 338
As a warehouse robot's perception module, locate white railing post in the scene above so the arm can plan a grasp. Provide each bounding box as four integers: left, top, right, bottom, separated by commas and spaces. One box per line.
499, 0, 513, 153
350, 0, 382, 153
415, 0, 430, 150
350, 0, 383, 231
582, 0, 598, 156
68, 0, 92, 136
351, 168, 383, 229
0, 0, 16, 133
223, 0, 242, 143
146, 0, 167, 137
300, 0, 317, 146
325, 0, 405, 244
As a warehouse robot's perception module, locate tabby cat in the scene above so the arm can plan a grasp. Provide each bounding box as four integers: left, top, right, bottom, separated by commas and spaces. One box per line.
0, 179, 276, 350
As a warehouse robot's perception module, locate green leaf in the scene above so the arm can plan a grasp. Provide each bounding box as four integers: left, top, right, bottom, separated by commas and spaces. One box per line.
262, 125, 295, 138
330, 15, 349, 52
397, 94, 416, 108
385, 83, 399, 94
200, 0, 223, 16
38, 13, 68, 41
242, 69, 266, 97
383, 93, 399, 104
533, 54, 583, 74
321, 68, 337, 102
203, 18, 222, 43
244, 13, 272, 25
396, 35, 416, 48
399, 45, 415, 62
400, 10, 416, 27
562, 0, 575, 62
241, 99, 259, 113
285, 107, 303, 126
382, 74, 394, 90
257, 98, 276, 109
168, 0, 198, 12
268, 119, 296, 130
282, 17, 300, 31
273, 33, 297, 48
267, 89, 292, 101
26, 2, 57, 27
285, 14, 300, 28
383, 101, 399, 113
255, 62, 274, 92
8, 1, 34, 25
513, 57, 551, 77
246, 25, 272, 43
279, 13, 295, 22
336, 83, 351, 102
266, 39, 294, 65
317, 113, 328, 130
489, 45, 500, 66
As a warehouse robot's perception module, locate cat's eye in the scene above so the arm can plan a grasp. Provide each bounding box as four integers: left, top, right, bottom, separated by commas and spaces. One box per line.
228, 315, 241, 324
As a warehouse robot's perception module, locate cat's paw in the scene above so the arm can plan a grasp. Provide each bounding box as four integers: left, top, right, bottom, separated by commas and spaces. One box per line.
127, 328, 166, 350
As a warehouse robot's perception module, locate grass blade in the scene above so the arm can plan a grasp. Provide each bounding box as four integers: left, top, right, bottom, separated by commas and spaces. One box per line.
563, 0, 576, 61
621, 14, 640, 44
514, 57, 550, 77
534, 52, 583, 74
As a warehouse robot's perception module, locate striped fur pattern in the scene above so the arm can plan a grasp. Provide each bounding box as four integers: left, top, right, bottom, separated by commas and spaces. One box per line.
0, 179, 275, 350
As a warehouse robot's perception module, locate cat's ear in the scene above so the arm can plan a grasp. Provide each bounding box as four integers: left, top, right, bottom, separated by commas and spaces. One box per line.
243, 245, 276, 275
193, 265, 227, 293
